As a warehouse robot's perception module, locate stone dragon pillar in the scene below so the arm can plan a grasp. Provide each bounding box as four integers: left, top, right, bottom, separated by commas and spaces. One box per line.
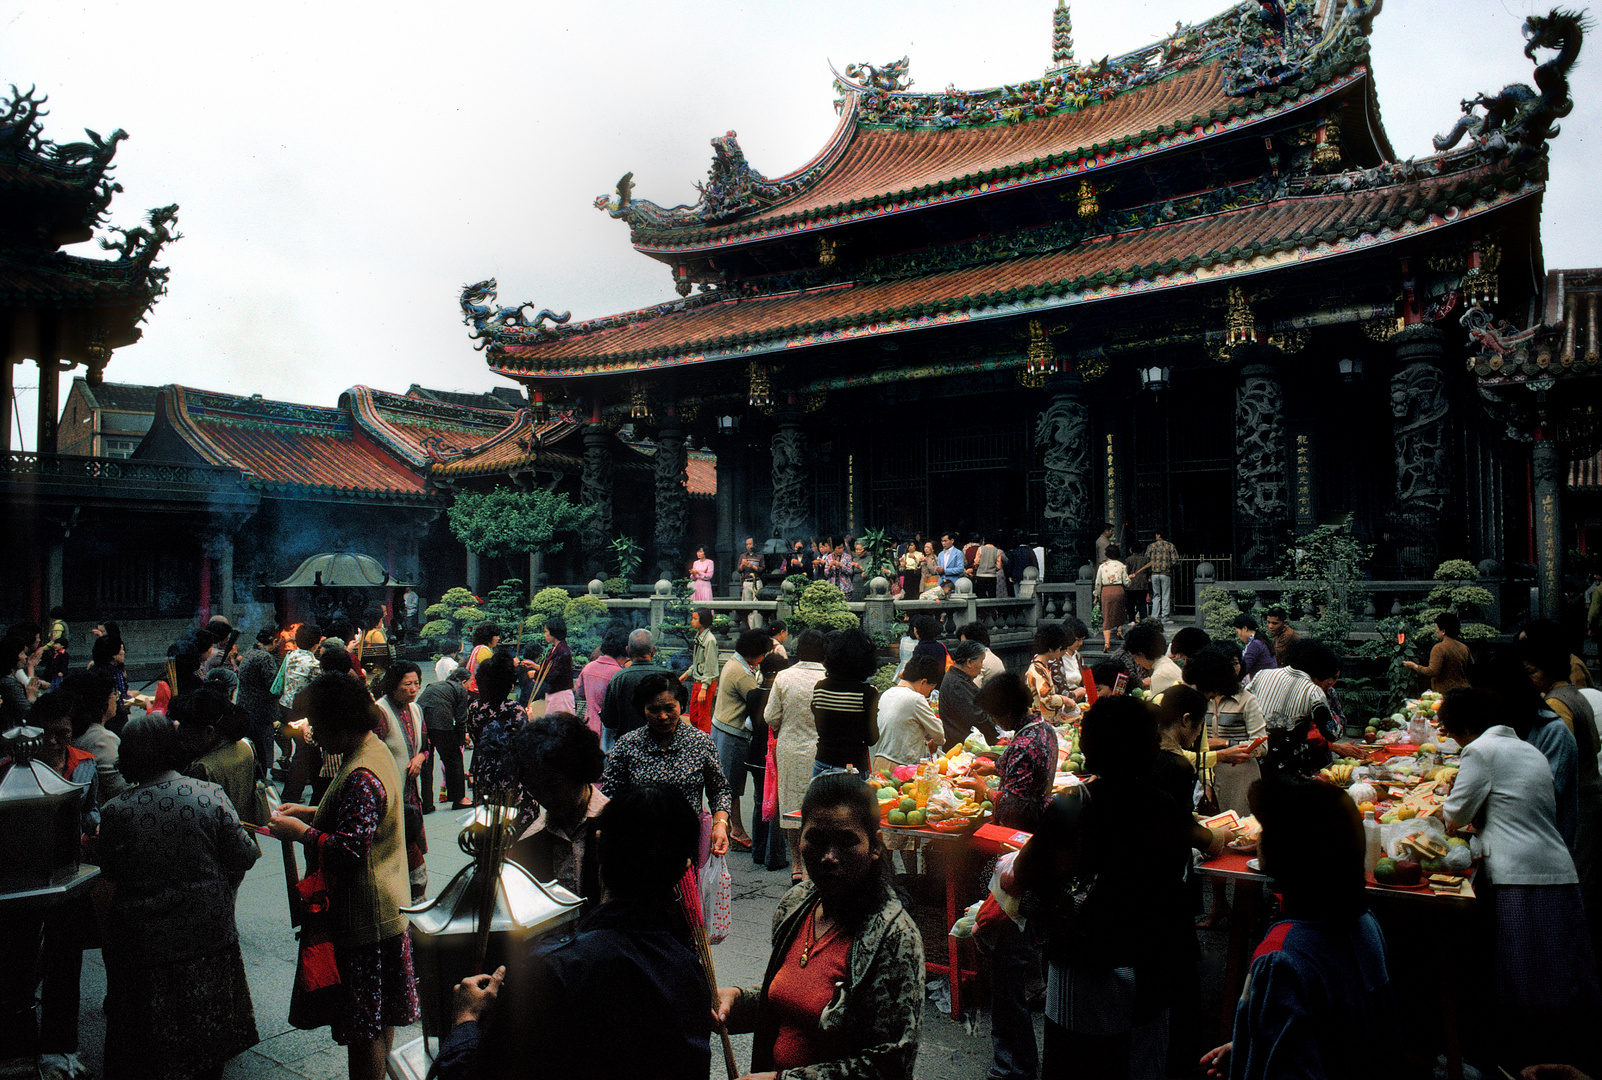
653, 424, 689, 580
1390, 324, 1452, 574
1234, 359, 1291, 574
1034, 378, 1091, 582
581, 425, 614, 581
769, 415, 811, 542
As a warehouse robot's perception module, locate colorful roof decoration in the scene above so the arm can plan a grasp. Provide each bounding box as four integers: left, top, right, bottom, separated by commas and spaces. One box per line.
492, 155, 1545, 380
1, 81, 178, 382
148, 386, 436, 502
343, 385, 532, 470
595, 0, 1383, 253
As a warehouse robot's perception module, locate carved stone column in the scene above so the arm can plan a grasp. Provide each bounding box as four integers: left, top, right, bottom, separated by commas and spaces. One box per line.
770, 415, 810, 542
654, 424, 689, 579
1533, 431, 1562, 620
1035, 378, 1090, 583
1234, 358, 1290, 574
581, 425, 614, 581
1390, 324, 1452, 574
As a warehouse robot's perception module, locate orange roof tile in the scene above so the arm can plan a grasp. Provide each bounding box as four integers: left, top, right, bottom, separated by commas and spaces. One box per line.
498, 159, 1540, 379
158, 386, 434, 501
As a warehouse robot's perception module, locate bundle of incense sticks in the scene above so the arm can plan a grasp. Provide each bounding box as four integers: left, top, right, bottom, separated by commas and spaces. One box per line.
472, 801, 514, 972
676, 865, 739, 1080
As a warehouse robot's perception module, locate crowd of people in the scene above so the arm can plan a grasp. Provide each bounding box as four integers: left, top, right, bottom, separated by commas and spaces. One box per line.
5, 584, 1602, 1080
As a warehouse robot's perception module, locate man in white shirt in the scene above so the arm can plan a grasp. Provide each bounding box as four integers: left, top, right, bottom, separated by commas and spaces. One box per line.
435, 641, 462, 683
872, 655, 946, 771
1150, 626, 1211, 698
958, 623, 1006, 688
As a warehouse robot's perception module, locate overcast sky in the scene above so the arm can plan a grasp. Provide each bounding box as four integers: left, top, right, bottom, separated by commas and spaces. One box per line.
6, 0, 1599, 447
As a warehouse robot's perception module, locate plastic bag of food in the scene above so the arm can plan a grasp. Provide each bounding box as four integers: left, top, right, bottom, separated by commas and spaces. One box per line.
1381, 814, 1446, 860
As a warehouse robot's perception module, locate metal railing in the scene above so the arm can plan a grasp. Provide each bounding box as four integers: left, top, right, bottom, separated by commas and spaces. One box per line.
1, 451, 251, 495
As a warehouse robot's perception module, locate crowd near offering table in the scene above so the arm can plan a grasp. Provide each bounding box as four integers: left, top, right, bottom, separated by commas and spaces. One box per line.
1197, 850, 1478, 1080
785, 810, 987, 1021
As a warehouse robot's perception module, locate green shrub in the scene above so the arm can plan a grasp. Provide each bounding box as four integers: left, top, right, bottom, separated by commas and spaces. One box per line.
792, 582, 860, 633
869, 662, 900, 693
604, 576, 630, 597
1434, 559, 1479, 581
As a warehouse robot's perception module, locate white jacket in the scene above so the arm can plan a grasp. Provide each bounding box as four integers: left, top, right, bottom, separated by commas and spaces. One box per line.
1443, 724, 1578, 885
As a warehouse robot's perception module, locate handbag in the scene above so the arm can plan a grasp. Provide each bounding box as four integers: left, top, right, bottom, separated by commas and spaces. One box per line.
269, 657, 288, 698
287, 869, 345, 1030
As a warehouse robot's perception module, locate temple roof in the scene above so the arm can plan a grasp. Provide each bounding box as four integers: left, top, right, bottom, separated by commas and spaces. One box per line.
405, 384, 525, 412
606, 1, 1386, 255
494, 154, 1543, 380
144, 386, 438, 503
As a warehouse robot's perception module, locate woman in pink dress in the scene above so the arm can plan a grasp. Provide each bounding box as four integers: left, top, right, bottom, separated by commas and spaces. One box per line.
689, 547, 715, 602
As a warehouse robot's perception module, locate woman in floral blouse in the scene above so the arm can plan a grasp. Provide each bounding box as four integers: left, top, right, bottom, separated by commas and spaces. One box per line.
971, 672, 1059, 1080
270, 673, 420, 1080
601, 671, 732, 858
466, 651, 537, 835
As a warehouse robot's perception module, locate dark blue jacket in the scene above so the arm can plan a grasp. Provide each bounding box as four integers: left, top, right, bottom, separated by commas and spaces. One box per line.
436, 898, 709, 1080
1229, 913, 1394, 1080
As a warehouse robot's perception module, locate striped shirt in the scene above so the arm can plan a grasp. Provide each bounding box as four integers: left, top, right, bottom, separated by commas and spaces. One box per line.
1250, 667, 1330, 733
1207, 689, 1267, 744
811, 678, 880, 770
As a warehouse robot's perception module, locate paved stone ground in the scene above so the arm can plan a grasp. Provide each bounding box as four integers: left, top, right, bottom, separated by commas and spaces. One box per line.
2, 779, 1240, 1080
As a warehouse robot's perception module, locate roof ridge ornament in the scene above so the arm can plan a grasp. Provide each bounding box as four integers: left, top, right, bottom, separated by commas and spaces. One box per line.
460, 279, 570, 352
1431, 8, 1584, 161
593, 131, 829, 229
1050, 2, 1075, 71
1221, 0, 1379, 98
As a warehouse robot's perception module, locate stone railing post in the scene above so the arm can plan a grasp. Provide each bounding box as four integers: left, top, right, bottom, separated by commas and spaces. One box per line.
1194, 561, 1217, 629
1074, 562, 1095, 626
863, 577, 895, 638
954, 577, 978, 632
776, 577, 796, 624
650, 578, 673, 635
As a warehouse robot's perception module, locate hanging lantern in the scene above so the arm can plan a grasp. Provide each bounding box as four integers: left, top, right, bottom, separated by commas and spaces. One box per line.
1337, 357, 1364, 383
530, 388, 550, 423
747, 363, 773, 408
629, 381, 651, 421
1312, 116, 1342, 173
1462, 240, 1499, 306
1076, 179, 1099, 219
1225, 286, 1255, 346
1138, 364, 1171, 394
1027, 319, 1058, 374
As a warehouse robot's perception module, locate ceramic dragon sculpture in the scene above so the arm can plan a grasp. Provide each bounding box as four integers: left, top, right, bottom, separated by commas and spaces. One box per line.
459, 279, 569, 351
99, 204, 181, 269
1433, 9, 1584, 158
842, 56, 912, 94
594, 132, 814, 228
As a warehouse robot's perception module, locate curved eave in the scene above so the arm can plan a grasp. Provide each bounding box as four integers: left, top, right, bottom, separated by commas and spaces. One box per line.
428, 449, 585, 480
629, 64, 1370, 258
249, 478, 444, 505
496, 172, 1543, 381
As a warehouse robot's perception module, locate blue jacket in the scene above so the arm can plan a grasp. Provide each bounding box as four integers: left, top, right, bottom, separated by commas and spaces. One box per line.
1230, 914, 1394, 1080
436, 898, 709, 1080
1525, 712, 1579, 851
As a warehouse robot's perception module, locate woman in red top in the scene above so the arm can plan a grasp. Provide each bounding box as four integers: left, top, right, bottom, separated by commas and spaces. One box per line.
716, 772, 924, 1079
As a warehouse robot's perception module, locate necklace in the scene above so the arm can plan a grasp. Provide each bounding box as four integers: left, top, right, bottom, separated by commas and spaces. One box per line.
798, 907, 844, 969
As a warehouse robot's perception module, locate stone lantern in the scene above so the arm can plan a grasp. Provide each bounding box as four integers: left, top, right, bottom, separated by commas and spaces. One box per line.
388, 810, 584, 1078
0, 725, 97, 910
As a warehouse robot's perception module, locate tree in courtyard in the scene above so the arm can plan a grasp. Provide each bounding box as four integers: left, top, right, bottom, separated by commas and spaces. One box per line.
446, 488, 598, 561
